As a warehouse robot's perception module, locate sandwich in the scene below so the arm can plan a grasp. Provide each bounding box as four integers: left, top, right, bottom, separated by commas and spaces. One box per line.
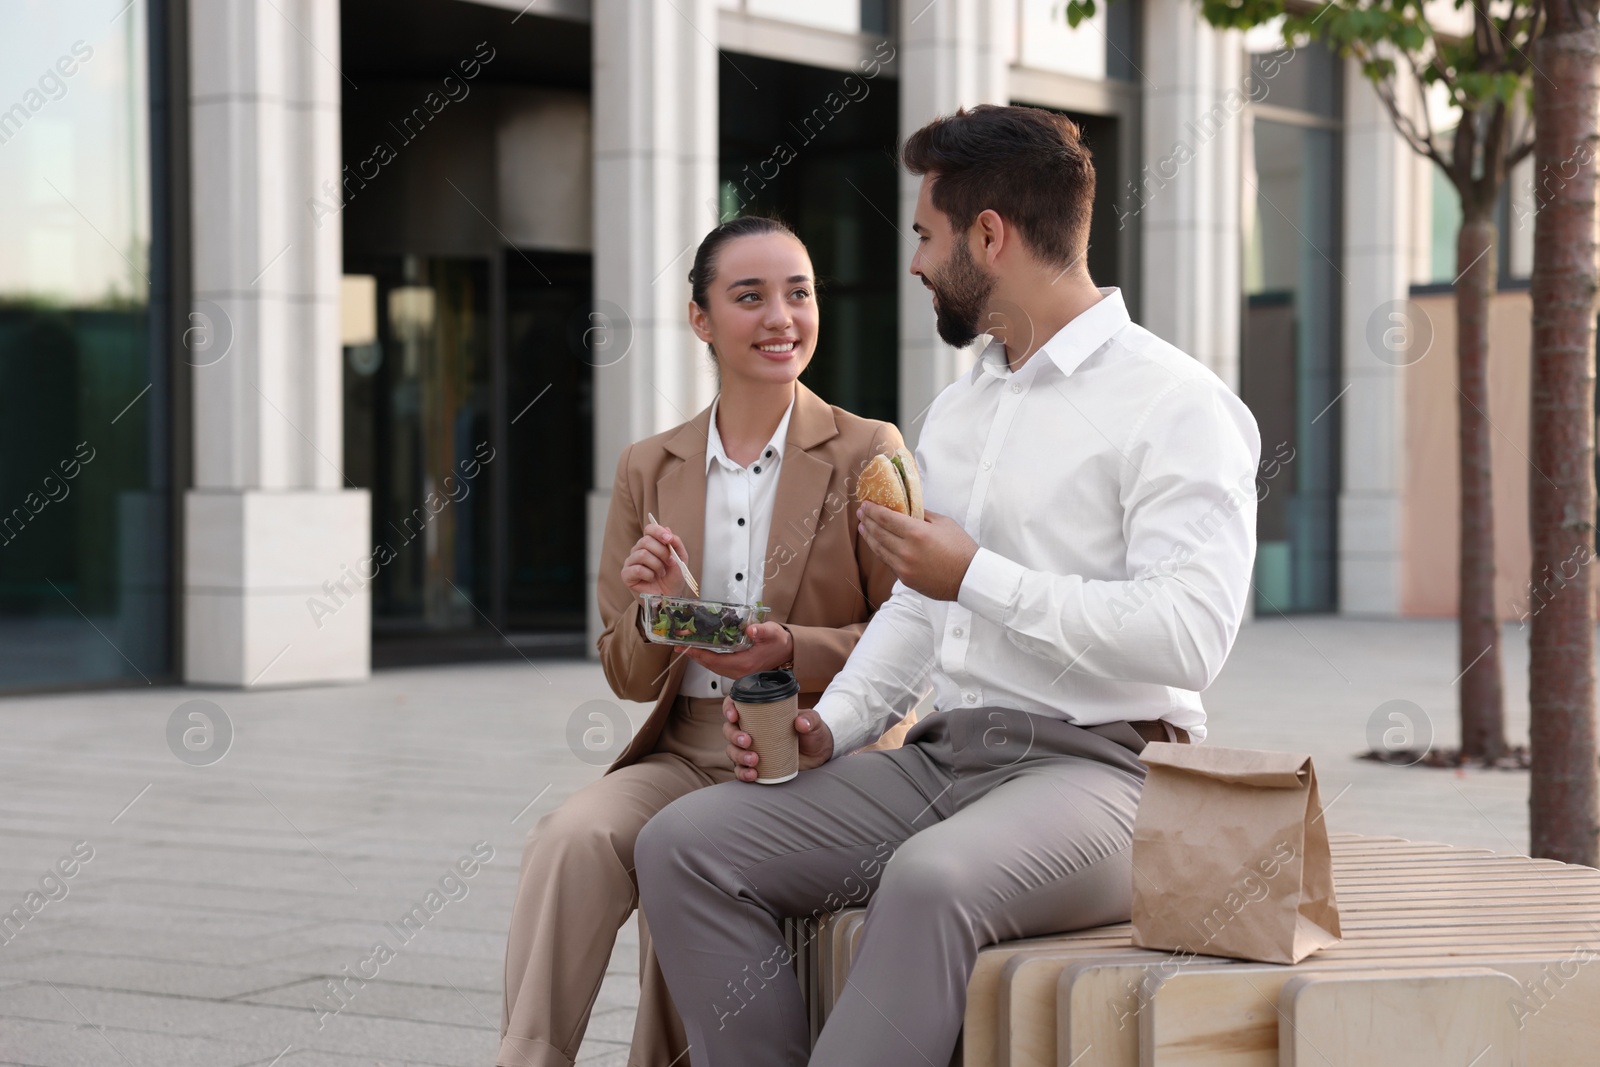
856, 447, 924, 520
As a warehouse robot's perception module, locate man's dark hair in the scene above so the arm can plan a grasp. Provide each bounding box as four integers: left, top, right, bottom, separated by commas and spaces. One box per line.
902, 104, 1095, 270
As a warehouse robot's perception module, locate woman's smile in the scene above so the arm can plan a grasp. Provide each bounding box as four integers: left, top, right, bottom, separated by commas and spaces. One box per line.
755, 338, 799, 359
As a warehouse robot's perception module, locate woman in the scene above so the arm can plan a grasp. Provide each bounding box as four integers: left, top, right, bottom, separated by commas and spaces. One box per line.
499, 216, 911, 1067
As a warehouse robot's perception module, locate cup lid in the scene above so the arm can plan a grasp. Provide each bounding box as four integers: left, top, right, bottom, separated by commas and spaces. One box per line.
730, 669, 799, 703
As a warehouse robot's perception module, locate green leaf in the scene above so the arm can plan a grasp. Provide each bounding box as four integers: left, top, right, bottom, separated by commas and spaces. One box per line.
1061, 0, 1097, 26
1361, 57, 1397, 83
1198, 0, 1285, 29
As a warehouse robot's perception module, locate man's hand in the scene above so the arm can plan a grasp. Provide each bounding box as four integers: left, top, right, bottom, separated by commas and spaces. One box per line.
685, 622, 793, 678
858, 503, 979, 602
723, 698, 834, 782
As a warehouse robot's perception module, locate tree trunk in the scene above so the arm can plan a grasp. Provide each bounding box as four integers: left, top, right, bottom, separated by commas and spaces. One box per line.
1529, 7, 1600, 867
1456, 213, 1507, 760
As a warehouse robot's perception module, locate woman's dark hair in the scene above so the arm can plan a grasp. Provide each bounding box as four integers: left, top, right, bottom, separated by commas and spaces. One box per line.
687, 215, 801, 309
902, 105, 1095, 270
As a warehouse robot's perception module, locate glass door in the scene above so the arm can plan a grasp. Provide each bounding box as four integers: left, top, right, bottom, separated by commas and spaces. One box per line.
504, 250, 593, 631
343, 248, 594, 652
344, 255, 492, 634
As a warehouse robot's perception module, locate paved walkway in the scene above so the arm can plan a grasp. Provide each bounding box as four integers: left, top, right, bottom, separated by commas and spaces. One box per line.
0, 618, 1544, 1066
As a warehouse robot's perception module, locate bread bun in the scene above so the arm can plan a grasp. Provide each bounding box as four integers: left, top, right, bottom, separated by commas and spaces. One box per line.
856, 447, 925, 520
857, 454, 909, 515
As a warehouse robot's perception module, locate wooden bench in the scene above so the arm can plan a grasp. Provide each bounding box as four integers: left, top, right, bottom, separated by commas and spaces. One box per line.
787, 832, 1600, 1065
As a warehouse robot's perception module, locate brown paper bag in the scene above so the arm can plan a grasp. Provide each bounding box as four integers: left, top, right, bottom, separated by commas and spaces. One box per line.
1129, 742, 1342, 965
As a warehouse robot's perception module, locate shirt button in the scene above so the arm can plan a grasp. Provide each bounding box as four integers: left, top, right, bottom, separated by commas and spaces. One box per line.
753, 465, 762, 474
981, 460, 992, 470
735, 572, 744, 581
953, 627, 964, 638
737, 518, 745, 526
1011, 384, 1022, 394
711, 680, 718, 689
765, 450, 773, 458
963, 691, 977, 704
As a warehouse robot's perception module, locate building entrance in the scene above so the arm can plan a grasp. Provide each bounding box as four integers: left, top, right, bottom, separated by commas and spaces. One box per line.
341, 0, 593, 663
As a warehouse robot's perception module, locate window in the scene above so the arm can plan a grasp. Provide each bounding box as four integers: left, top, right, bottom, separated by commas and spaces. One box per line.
1239, 39, 1343, 614
0, 1, 173, 688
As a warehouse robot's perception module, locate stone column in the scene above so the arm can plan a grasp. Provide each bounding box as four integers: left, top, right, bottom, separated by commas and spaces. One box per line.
897, 0, 1012, 444
1139, 0, 1243, 388
1338, 61, 1415, 615
185, 0, 370, 685
587, 0, 719, 645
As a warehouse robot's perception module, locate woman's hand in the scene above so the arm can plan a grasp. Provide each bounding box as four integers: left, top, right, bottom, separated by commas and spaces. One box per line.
723, 698, 835, 782
685, 621, 793, 678
621, 522, 689, 596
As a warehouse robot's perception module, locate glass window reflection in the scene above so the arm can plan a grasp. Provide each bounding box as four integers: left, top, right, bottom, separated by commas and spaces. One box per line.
0, 1, 171, 689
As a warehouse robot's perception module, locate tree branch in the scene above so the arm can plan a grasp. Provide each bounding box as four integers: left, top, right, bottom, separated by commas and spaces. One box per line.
1364, 42, 1454, 174
1508, 135, 1536, 170
1401, 46, 1444, 148
1497, 0, 1544, 75
1471, 0, 1506, 67
1480, 96, 1511, 206
1453, 104, 1479, 203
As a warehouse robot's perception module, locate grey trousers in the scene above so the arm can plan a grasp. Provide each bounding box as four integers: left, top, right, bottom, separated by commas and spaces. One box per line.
634, 707, 1150, 1067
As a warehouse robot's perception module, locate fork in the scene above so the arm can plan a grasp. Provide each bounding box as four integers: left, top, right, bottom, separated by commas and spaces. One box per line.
645, 512, 700, 597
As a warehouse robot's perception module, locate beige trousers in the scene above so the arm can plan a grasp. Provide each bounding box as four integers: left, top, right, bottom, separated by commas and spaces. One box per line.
498, 695, 734, 1067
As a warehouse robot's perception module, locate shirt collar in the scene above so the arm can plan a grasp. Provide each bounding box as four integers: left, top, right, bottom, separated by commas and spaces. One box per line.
705, 393, 796, 474
973, 287, 1131, 382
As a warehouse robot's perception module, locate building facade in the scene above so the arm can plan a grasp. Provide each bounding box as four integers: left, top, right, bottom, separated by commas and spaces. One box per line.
0, 0, 1539, 692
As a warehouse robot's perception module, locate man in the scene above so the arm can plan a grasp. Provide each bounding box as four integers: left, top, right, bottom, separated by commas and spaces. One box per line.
635, 104, 1260, 1067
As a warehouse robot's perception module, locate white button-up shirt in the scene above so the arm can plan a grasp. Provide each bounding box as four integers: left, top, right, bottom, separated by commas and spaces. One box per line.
814, 288, 1260, 754
680, 395, 795, 698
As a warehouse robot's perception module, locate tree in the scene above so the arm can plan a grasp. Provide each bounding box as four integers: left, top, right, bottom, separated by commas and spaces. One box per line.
1065, 0, 1536, 759
1527, 0, 1599, 866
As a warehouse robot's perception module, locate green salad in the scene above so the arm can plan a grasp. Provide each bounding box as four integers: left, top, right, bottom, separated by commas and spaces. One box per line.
647, 599, 768, 649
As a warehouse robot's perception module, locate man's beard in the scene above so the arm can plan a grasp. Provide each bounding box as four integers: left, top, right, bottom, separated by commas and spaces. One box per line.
925, 239, 997, 348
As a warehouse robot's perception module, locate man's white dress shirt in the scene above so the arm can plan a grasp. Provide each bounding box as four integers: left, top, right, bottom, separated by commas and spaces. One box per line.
814, 288, 1260, 754
679, 395, 795, 698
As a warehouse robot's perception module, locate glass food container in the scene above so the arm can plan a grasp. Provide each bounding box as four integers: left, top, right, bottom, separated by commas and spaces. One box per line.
639, 594, 772, 653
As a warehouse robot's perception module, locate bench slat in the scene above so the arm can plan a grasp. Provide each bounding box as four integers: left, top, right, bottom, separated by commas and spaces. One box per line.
997, 936, 1592, 1067
1278, 969, 1524, 1067
1143, 957, 1599, 1067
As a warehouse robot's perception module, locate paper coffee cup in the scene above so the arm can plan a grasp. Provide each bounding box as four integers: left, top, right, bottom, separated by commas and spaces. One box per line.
731, 670, 801, 784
